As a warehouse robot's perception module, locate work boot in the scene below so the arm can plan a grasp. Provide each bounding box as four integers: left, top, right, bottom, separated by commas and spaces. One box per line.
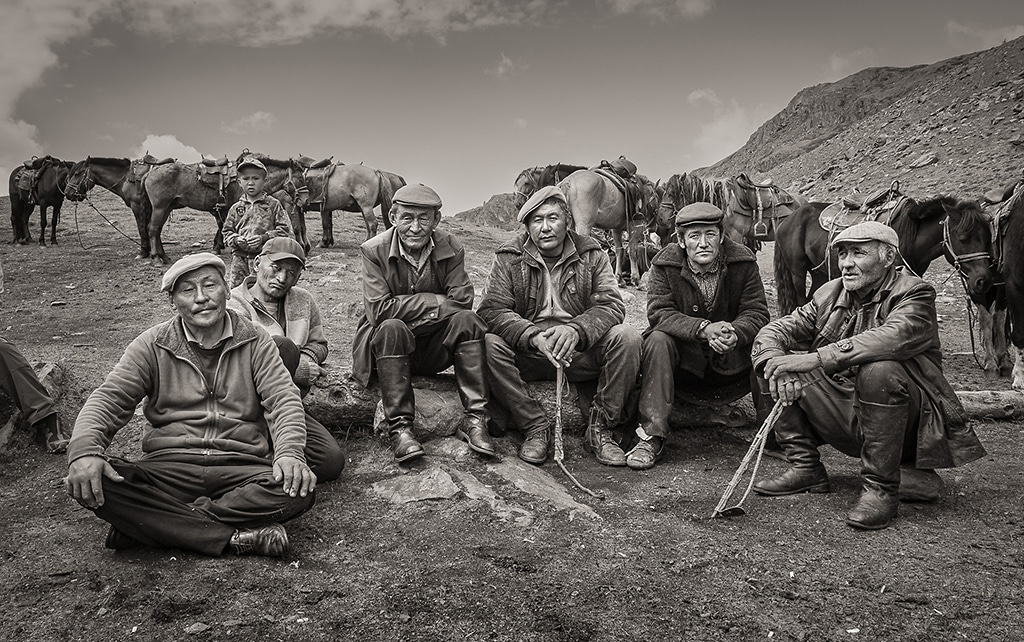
625, 435, 664, 470
228, 524, 289, 558
754, 405, 831, 496
845, 400, 906, 530
898, 467, 944, 503
584, 407, 626, 466
453, 341, 496, 457
519, 421, 550, 465
34, 413, 69, 454
375, 356, 423, 463
104, 526, 141, 551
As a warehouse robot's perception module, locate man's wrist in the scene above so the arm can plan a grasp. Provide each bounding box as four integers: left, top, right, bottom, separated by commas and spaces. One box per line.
697, 319, 710, 339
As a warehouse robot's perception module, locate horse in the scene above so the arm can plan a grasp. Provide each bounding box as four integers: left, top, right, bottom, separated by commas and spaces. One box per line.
655, 172, 731, 245
140, 153, 302, 265
558, 169, 659, 285
513, 163, 586, 210
65, 156, 154, 259
292, 164, 404, 247
8, 158, 72, 246
986, 180, 1024, 388
773, 195, 998, 316
724, 174, 808, 251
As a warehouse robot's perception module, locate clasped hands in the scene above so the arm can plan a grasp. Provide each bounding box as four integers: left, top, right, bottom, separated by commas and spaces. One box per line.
233, 235, 264, 252
699, 321, 738, 354
531, 325, 579, 368
762, 352, 821, 406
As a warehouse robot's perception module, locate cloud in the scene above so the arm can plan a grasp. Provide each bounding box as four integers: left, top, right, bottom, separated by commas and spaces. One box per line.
946, 20, 1024, 52
687, 88, 721, 107
221, 111, 277, 135
605, 0, 714, 19
486, 53, 527, 78
691, 99, 771, 167
824, 47, 877, 82
131, 134, 203, 164
513, 118, 528, 129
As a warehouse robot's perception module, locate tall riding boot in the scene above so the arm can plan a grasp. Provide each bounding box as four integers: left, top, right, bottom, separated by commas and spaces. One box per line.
375, 356, 423, 463
846, 400, 905, 530
753, 404, 831, 496
452, 341, 496, 457
584, 406, 626, 466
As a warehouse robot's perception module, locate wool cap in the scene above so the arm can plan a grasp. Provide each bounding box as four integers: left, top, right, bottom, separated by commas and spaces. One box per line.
393, 184, 442, 209
260, 236, 306, 266
675, 202, 724, 227
517, 185, 568, 223
237, 157, 268, 176
161, 252, 226, 292
831, 221, 899, 248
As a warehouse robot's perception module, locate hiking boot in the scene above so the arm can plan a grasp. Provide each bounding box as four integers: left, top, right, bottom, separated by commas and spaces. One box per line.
626, 437, 664, 471
753, 465, 831, 496
519, 422, 550, 465
584, 408, 626, 466
228, 524, 289, 558
846, 487, 899, 530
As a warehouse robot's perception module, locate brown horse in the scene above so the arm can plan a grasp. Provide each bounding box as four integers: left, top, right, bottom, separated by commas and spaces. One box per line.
141, 153, 302, 265
293, 164, 404, 247
513, 163, 586, 210
559, 169, 659, 285
655, 172, 731, 245
985, 180, 1024, 388
65, 157, 154, 259
772, 195, 998, 316
725, 174, 808, 251
8, 158, 72, 246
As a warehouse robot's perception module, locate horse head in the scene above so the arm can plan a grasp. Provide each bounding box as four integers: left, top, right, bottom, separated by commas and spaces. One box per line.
942, 198, 998, 296
64, 159, 94, 201
513, 166, 542, 210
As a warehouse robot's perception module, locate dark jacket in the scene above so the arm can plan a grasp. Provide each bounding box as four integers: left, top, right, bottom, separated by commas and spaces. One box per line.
751, 267, 987, 469
477, 230, 624, 352
352, 227, 474, 387
646, 237, 769, 376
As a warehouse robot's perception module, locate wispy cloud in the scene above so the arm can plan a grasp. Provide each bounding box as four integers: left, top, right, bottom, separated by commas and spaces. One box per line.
687, 88, 721, 107
605, 0, 715, 19
486, 53, 527, 78
221, 111, 276, 135
513, 118, 528, 129
691, 99, 772, 167
131, 133, 203, 164
824, 47, 877, 82
946, 20, 1024, 52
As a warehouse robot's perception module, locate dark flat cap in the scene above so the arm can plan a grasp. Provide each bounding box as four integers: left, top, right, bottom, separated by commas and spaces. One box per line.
393, 184, 442, 209
831, 221, 899, 247
260, 236, 306, 266
517, 185, 568, 223
161, 252, 226, 292
675, 202, 724, 227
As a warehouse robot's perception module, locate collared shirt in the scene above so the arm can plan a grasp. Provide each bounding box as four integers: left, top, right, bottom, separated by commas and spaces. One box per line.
686, 254, 721, 309
181, 313, 234, 349
524, 236, 577, 324
391, 231, 437, 290
181, 314, 235, 385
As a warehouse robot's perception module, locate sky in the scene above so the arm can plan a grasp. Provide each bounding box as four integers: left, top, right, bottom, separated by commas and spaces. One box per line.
3, 0, 1023, 215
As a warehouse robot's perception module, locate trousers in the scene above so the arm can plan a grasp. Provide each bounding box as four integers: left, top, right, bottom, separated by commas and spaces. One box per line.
0, 336, 56, 426
370, 309, 487, 374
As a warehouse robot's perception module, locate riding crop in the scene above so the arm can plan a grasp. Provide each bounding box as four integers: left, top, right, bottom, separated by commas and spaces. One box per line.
553, 365, 604, 500
711, 399, 785, 519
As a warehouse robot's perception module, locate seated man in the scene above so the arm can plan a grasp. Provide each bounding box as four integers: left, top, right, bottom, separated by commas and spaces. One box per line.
1, 336, 69, 453
477, 186, 641, 466
352, 184, 495, 463
627, 203, 769, 470
65, 253, 316, 557
228, 236, 345, 483
750, 222, 987, 530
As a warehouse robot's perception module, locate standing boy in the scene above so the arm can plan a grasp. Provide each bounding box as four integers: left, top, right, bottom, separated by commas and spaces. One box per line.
221, 157, 293, 287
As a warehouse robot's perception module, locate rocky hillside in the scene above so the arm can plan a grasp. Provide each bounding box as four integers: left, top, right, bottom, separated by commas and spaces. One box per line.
704, 35, 1024, 202
453, 193, 519, 229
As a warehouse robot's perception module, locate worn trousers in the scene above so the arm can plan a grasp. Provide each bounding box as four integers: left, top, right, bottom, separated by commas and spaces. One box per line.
0, 336, 56, 426
370, 309, 487, 374
484, 323, 642, 431
93, 453, 315, 556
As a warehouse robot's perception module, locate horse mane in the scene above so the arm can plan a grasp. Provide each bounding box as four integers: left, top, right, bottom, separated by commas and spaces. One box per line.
678, 173, 729, 210
890, 195, 956, 244
87, 156, 131, 166
946, 198, 988, 236
237, 152, 291, 169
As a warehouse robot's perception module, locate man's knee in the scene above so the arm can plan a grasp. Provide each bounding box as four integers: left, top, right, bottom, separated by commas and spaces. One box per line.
272, 336, 300, 377
484, 333, 515, 363
642, 330, 674, 358
448, 310, 487, 339
370, 319, 415, 356
857, 361, 910, 402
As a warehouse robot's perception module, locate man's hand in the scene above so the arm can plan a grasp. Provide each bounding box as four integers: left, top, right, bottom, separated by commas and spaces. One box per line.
702, 321, 738, 354
241, 236, 264, 252
66, 455, 124, 509
274, 456, 317, 498
763, 353, 821, 406
531, 326, 578, 368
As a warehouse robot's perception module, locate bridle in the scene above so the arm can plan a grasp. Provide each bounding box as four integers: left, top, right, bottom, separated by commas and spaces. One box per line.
514, 168, 539, 204
941, 212, 993, 281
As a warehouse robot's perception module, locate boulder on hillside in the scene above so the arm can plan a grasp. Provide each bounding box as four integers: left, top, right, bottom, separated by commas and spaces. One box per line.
453, 193, 519, 230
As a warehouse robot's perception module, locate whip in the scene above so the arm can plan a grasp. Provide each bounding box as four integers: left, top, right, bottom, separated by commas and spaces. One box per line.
711, 399, 784, 519
553, 365, 604, 500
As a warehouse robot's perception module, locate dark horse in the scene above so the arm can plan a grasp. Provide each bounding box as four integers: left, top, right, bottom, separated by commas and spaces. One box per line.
8, 158, 72, 246
725, 174, 808, 252
986, 180, 1024, 388
655, 172, 730, 245
513, 163, 586, 210
773, 195, 998, 315
65, 157, 154, 259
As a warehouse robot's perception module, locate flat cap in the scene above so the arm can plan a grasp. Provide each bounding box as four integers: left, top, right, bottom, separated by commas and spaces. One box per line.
831, 221, 899, 248
237, 157, 267, 175
675, 202, 724, 227
518, 185, 568, 223
393, 184, 442, 209
260, 236, 306, 266
161, 252, 226, 292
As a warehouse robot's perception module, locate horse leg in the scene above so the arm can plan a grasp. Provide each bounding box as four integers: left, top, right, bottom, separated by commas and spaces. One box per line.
49, 203, 60, 245
993, 306, 1012, 376
320, 210, 334, 248
149, 205, 171, 266
38, 205, 48, 247
132, 201, 152, 259
975, 304, 997, 372
211, 209, 226, 254
1007, 286, 1024, 390
360, 205, 378, 241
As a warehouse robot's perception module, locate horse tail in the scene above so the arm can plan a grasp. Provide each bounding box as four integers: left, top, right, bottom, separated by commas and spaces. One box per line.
773, 220, 800, 316
377, 170, 395, 230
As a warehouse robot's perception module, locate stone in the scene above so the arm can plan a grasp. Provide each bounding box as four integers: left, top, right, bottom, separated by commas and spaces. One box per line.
371, 467, 461, 504
488, 457, 599, 520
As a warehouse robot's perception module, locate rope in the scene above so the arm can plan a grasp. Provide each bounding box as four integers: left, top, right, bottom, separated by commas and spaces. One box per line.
553, 365, 604, 500
711, 400, 784, 518
74, 194, 145, 251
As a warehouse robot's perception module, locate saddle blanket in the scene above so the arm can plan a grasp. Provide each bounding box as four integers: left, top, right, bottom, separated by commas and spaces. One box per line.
16, 169, 35, 192
818, 196, 909, 232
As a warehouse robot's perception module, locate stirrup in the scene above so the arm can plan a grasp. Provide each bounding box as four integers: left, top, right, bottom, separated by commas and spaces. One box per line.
752, 220, 769, 237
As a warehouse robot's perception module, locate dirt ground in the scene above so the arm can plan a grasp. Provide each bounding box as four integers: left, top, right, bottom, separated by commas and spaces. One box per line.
1, 190, 1022, 642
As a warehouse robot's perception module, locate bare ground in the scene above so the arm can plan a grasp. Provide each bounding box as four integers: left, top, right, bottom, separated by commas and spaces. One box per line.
1, 190, 1022, 641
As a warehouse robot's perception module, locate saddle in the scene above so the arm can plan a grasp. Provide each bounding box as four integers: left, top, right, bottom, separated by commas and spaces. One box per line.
298, 161, 339, 206
22, 155, 55, 170
729, 173, 796, 238
16, 167, 36, 195
819, 181, 910, 233
984, 179, 1022, 205
593, 167, 646, 222
195, 158, 238, 213
986, 179, 1024, 272
596, 156, 637, 180
293, 155, 334, 170
141, 154, 175, 165
201, 155, 230, 168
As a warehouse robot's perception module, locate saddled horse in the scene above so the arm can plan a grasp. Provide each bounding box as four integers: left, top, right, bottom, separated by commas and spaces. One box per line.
8, 158, 72, 246
984, 178, 1024, 388
65, 156, 157, 259
141, 153, 302, 265
655, 172, 730, 245
513, 163, 586, 210
725, 173, 808, 251
558, 169, 659, 285
773, 195, 998, 316
292, 164, 404, 247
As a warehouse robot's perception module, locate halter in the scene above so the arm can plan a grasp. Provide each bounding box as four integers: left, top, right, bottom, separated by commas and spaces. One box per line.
941, 214, 993, 281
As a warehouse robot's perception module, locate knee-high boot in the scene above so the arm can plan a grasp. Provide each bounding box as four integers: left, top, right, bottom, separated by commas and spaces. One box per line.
753, 404, 831, 496
375, 356, 423, 463
846, 400, 905, 530
452, 341, 496, 457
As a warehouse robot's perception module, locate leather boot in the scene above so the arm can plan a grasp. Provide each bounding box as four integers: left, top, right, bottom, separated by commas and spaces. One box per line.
452, 341, 496, 457
519, 421, 550, 465
753, 405, 831, 496
34, 413, 69, 454
375, 356, 423, 463
584, 407, 626, 466
846, 400, 905, 530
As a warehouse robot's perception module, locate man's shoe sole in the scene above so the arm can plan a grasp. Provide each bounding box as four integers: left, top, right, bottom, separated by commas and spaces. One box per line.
845, 513, 897, 530
752, 482, 831, 496
394, 448, 425, 463
456, 429, 497, 457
